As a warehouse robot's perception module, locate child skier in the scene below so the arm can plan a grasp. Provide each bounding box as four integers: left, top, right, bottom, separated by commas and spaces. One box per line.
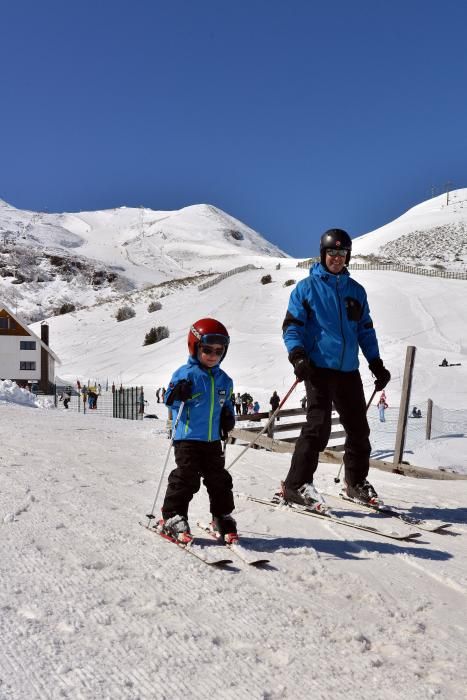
159, 318, 237, 545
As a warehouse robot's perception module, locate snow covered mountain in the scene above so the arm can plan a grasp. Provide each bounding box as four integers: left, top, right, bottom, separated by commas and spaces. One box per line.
352, 188, 467, 270
0, 198, 287, 321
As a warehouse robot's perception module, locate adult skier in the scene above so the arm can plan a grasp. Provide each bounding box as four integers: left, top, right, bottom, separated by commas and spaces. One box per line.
159, 318, 237, 544
281, 228, 391, 507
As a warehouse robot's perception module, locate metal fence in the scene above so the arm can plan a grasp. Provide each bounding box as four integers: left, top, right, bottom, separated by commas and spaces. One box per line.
54, 387, 145, 420
296, 259, 467, 280
198, 264, 259, 291
368, 401, 466, 462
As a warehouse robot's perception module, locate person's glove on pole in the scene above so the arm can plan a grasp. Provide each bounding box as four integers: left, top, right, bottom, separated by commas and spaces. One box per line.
369, 358, 391, 391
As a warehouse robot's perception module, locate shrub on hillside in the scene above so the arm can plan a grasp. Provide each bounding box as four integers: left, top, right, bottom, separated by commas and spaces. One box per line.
58, 302, 76, 315
283, 279, 295, 287
116, 305, 136, 322
143, 326, 169, 346
261, 274, 272, 285
148, 301, 162, 313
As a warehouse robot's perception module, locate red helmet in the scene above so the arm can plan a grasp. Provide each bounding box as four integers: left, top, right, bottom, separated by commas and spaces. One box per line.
188, 318, 230, 359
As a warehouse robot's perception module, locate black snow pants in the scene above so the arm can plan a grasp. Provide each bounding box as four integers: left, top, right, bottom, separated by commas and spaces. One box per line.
284, 368, 371, 490
161, 440, 234, 520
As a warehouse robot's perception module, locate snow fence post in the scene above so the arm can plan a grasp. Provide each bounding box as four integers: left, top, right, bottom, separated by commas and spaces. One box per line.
393, 346, 416, 466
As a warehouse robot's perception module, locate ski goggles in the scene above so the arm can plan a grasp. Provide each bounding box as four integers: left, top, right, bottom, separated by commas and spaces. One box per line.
200, 333, 230, 347
200, 345, 224, 357
326, 248, 348, 258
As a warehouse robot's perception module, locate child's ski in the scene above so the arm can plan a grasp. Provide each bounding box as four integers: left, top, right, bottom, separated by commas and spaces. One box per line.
246, 496, 422, 542
332, 493, 452, 533
139, 521, 233, 566
196, 521, 270, 566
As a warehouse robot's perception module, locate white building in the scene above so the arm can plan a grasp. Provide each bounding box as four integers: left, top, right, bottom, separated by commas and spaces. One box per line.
0, 304, 60, 392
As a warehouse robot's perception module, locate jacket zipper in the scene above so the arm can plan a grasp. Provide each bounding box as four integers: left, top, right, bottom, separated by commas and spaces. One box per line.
208, 370, 215, 441
336, 275, 346, 370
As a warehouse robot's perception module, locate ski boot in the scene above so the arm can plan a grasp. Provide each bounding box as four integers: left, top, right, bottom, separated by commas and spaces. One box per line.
211, 514, 239, 544
160, 514, 193, 544
281, 481, 327, 513
345, 480, 380, 506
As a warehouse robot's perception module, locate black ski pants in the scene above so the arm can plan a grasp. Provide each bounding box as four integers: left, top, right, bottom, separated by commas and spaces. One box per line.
162, 440, 234, 520
284, 368, 371, 490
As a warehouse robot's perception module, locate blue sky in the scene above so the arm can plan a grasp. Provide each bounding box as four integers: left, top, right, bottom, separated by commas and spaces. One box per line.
1, 0, 467, 257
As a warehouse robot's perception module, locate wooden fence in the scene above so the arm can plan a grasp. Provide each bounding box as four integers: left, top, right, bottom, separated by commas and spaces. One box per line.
228, 402, 467, 480
229, 407, 345, 450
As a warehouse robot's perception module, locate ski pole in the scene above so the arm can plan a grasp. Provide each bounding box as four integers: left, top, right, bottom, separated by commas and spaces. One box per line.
226, 379, 299, 472
146, 401, 185, 525
334, 388, 377, 484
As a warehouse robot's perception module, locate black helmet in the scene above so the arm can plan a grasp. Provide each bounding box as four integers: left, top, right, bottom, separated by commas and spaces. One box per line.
320, 228, 352, 265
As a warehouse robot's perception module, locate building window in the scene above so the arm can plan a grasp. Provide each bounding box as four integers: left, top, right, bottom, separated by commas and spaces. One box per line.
0, 318, 8, 329
20, 361, 36, 371
20, 341, 36, 350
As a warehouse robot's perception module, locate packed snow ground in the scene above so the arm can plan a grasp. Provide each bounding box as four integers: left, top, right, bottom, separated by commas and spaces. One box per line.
1, 402, 466, 700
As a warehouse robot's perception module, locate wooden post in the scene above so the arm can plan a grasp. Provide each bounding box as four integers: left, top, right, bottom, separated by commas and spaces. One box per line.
426, 399, 433, 440
393, 346, 416, 465
267, 411, 275, 438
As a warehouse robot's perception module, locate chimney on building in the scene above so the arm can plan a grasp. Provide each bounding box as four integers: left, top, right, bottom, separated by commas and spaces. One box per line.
40, 323, 50, 393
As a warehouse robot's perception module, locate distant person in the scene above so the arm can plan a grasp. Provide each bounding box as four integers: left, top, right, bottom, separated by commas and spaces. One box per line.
377, 394, 388, 422
241, 392, 252, 415
253, 400, 260, 414
280, 228, 390, 509
235, 392, 242, 416
88, 387, 98, 409
161, 387, 166, 403
63, 387, 72, 409
139, 390, 145, 415
300, 395, 307, 410
270, 390, 280, 412
156, 387, 161, 403
440, 358, 449, 367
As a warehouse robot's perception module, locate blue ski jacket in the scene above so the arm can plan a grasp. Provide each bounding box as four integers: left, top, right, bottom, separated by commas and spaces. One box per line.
165, 356, 234, 441
283, 263, 380, 371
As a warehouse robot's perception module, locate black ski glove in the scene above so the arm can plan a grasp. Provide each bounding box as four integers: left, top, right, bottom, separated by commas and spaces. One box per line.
289, 348, 317, 383
166, 379, 192, 405
220, 405, 236, 440
369, 358, 391, 391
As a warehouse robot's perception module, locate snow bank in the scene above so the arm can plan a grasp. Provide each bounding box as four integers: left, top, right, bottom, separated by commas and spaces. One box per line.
0, 379, 53, 409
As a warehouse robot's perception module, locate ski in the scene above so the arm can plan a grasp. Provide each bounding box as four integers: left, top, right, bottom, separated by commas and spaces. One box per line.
246, 496, 422, 542
331, 493, 452, 533
196, 521, 270, 566
139, 521, 233, 566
